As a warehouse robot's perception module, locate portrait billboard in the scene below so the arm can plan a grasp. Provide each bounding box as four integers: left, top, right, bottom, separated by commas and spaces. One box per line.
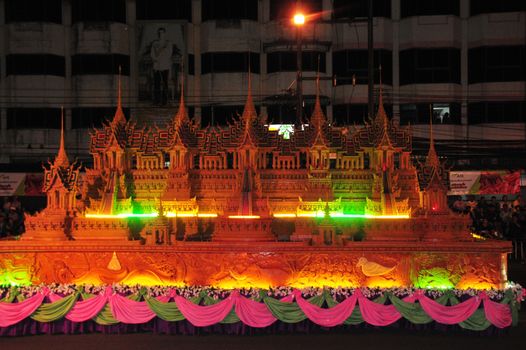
137, 23, 186, 106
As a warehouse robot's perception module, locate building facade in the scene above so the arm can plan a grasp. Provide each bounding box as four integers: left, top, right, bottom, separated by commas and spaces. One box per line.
0, 0, 525, 168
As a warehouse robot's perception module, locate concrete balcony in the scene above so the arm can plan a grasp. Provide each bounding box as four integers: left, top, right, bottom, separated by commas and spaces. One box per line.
200, 20, 261, 52
399, 15, 462, 49
2, 75, 66, 105
72, 22, 130, 54
72, 75, 130, 106
7, 22, 66, 55
468, 12, 526, 47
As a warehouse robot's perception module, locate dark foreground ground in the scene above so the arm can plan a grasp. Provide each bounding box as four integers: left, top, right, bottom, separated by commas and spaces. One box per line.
1, 262, 525, 350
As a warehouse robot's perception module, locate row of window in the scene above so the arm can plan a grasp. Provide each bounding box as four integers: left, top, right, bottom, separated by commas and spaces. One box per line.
5, 0, 526, 24
467, 102, 526, 124
6, 54, 130, 76
399, 48, 461, 85
468, 46, 526, 84
201, 52, 260, 75
333, 102, 526, 125
333, 50, 393, 85
267, 51, 327, 74
200, 103, 330, 126
5, 108, 131, 129
4, 47, 524, 86
4, 102, 523, 130
333, 104, 394, 125
399, 103, 461, 125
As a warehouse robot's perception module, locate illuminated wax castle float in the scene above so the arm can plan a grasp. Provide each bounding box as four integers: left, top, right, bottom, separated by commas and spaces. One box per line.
1, 73, 511, 291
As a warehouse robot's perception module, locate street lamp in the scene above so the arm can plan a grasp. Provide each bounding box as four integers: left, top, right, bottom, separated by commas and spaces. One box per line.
293, 13, 305, 25
293, 12, 305, 128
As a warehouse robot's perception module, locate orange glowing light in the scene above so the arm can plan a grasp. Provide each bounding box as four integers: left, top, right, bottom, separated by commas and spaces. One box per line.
165, 212, 218, 218
273, 213, 297, 218
228, 215, 261, 219
197, 213, 218, 218
175, 213, 199, 217
293, 13, 305, 25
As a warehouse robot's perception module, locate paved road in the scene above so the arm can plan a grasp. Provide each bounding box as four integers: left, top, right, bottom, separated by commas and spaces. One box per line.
1, 262, 525, 350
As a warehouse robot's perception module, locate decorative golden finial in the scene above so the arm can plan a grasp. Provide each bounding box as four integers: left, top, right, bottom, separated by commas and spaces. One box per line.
112, 65, 127, 125
173, 62, 188, 129
310, 57, 328, 146
426, 104, 440, 168
310, 63, 326, 130
374, 65, 393, 148
377, 64, 387, 124
118, 65, 122, 108
180, 61, 184, 107
375, 64, 387, 127
241, 56, 257, 125
54, 106, 69, 167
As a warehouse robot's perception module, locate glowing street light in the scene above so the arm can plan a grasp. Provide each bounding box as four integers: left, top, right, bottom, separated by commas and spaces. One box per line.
293, 13, 305, 26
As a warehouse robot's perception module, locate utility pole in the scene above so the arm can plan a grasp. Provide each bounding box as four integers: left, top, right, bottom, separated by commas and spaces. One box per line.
296, 23, 303, 127
293, 8, 306, 128
367, 0, 374, 120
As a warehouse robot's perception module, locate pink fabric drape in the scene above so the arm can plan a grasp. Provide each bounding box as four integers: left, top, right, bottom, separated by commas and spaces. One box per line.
109, 294, 156, 324
480, 292, 512, 328
48, 293, 108, 323
174, 294, 235, 327
293, 290, 358, 327
233, 293, 277, 328
417, 292, 480, 325
0, 291, 46, 327
357, 290, 402, 326
0, 288, 517, 329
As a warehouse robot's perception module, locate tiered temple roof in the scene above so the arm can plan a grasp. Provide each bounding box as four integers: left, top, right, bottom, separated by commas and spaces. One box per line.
88, 69, 415, 165
43, 108, 81, 193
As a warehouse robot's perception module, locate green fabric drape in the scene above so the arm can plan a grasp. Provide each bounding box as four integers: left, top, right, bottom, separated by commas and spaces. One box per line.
30, 292, 79, 323
448, 295, 491, 331
146, 297, 186, 322
263, 294, 324, 323
387, 293, 448, 325
324, 293, 388, 325
81, 292, 142, 325
202, 295, 240, 324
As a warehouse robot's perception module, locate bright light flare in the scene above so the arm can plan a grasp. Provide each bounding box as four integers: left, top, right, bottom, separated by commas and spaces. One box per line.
228, 215, 261, 219
293, 13, 305, 25
85, 213, 158, 219
86, 212, 218, 219
273, 213, 297, 218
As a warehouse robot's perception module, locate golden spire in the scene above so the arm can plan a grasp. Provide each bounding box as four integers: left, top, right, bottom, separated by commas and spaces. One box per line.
375, 65, 388, 129
54, 106, 70, 167
173, 63, 188, 129
310, 69, 326, 130
426, 104, 440, 168
241, 61, 257, 125
240, 62, 257, 146
374, 65, 392, 148
310, 60, 329, 147
112, 66, 127, 126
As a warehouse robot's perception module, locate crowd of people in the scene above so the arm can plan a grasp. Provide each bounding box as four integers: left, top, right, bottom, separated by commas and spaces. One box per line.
0, 197, 25, 238
451, 195, 526, 260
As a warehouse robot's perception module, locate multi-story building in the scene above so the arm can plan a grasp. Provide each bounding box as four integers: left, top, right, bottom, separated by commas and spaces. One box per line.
0, 0, 525, 168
